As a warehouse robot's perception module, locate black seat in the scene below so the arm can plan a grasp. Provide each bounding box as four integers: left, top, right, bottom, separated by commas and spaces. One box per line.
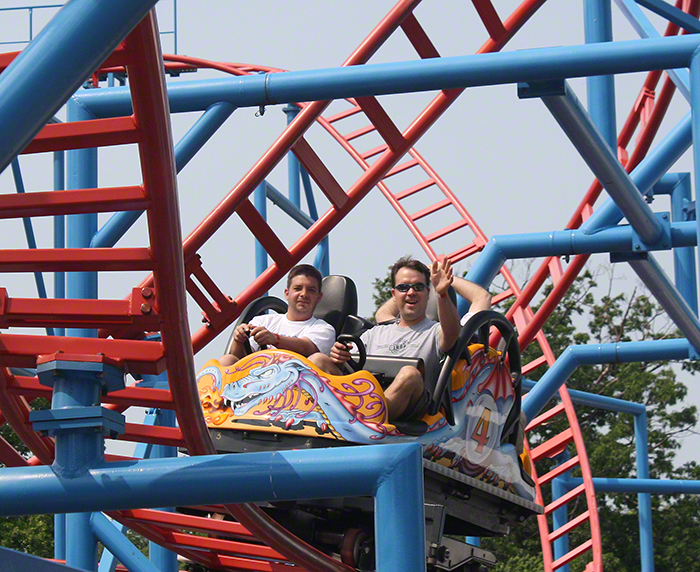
313, 275, 358, 337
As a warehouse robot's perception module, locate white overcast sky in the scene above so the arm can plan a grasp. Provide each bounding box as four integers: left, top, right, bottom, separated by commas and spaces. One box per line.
0, 1, 698, 463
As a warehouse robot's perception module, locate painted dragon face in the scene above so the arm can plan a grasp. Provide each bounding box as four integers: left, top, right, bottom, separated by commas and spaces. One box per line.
220, 360, 306, 415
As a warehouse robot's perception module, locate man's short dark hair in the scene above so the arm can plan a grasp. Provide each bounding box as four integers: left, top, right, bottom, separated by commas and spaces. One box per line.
287, 264, 323, 290
390, 256, 430, 287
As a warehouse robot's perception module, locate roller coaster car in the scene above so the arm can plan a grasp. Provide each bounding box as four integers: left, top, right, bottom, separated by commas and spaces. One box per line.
196, 276, 542, 570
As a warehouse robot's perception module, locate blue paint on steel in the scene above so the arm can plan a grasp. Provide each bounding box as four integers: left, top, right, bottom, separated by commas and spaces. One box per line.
567, 476, 700, 494
53, 149, 65, 336
636, 0, 700, 34
66, 100, 98, 338
635, 409, 654, 572
522, 338, 691, 422
626, 252, 700, 352
67, 512, 97, 571
265, 181, 315, 227
0, 0, 159, 174
614, 0, 691, 100
661, 173, 698, 313
284, 104, 302, 208
692, 53, 700, 330
74, 34, 700, 118
54, 513, 66, 561
522, 79, 664, 245
92, 512, 162, 572
552, 452, 571, 572
97, 518, 125, 572
582, 112, 693, 232
0, 544, 84, 572
467, 219, 697, 289
254, 179, 268, 276
301, 169, 330, 275
584, 0, 617, 149
0, 443, 425, 572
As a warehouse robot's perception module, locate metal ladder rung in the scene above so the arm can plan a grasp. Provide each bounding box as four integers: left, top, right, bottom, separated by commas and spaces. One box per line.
345, 123, 376, 142
527, 403, 566, 431
394, 178, 435, 200
522, 354, 548, 375
537, 455, 581, 486
0, 186, 148, 219
545, 483, 586, 515
529, 427, 574, 462
410, 198, 451, 221
424, 219, 468, 242
552, 538, 594, 571
0, 248, 153, 272
325, 104, 362, 124
23, 117, 140, 154
549, 510, 590, 542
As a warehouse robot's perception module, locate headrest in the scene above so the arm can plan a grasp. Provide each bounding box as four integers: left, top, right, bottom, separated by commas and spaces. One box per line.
313, 275, 358, 336
425, 285, 457, 321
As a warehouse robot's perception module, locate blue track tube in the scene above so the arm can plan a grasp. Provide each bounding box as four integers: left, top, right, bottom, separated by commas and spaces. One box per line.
92, 101, 235, 249
97, 518, 126, 572
584, 0, 616, 149
92, 512, 161, 572
539, 82, 663, 245
0, 0, 159, 174
522, 338, 692, 422
467, 220, 697, 288
74, 34, 700, 119
0, 444, 426, 572
567, 476, 700, 494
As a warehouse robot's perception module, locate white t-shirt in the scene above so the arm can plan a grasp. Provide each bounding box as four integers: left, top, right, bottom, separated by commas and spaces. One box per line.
460, 311, 476, 325
248, 313, 336, 355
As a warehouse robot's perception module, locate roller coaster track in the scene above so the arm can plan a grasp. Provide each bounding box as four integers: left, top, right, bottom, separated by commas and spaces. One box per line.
2, 0, 694, 570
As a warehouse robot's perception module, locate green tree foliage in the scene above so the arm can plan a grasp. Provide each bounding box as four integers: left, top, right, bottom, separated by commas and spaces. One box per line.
482, 268, 700, 571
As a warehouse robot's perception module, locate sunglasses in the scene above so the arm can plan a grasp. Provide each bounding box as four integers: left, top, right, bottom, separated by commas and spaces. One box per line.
394, 282, 428, 292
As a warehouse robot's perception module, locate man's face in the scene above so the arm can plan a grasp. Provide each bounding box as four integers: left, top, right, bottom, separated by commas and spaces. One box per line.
392, 267, 429, 325
285, 274, 322, 321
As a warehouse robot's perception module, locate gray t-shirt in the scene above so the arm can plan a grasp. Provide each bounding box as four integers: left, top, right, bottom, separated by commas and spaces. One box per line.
360, 318, 444, 392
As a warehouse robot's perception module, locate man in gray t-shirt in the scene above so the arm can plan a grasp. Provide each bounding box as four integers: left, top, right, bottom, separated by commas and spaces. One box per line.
320, 256, 461, 422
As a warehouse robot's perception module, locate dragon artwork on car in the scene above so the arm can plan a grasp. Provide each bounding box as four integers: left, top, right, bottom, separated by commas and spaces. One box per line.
197, 337, 535, 501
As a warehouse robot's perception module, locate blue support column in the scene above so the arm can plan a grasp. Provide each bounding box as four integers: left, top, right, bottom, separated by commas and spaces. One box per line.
54, 149, 65, 337
30, 358, 125, 571
653, 173, 697, 314
148, 408, 178, 572
584, 0, 617, 148
284, 104, 302, 208
53, 513, 66, 562
66, 99, 98, 338
254, 179, 268, 277
552, 451, 572, 572
635, 410, 654, 572
690, 52, 700, 321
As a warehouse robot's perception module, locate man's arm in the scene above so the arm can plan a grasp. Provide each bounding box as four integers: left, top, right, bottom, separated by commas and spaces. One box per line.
431, 259, 461, 352
452, 276, 491, 313
375, 298, 399, 323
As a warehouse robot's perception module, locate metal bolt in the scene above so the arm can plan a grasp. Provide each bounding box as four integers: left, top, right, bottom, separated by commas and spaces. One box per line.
635, 244, 641, 250
141, 287, 153, 299
140, 303, 152, 314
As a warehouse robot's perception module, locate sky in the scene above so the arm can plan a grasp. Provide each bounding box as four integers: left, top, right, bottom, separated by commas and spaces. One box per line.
0, 1, 698, 463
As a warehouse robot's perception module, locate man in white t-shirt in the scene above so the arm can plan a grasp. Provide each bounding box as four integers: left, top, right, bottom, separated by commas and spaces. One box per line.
219, 265, 335, 367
